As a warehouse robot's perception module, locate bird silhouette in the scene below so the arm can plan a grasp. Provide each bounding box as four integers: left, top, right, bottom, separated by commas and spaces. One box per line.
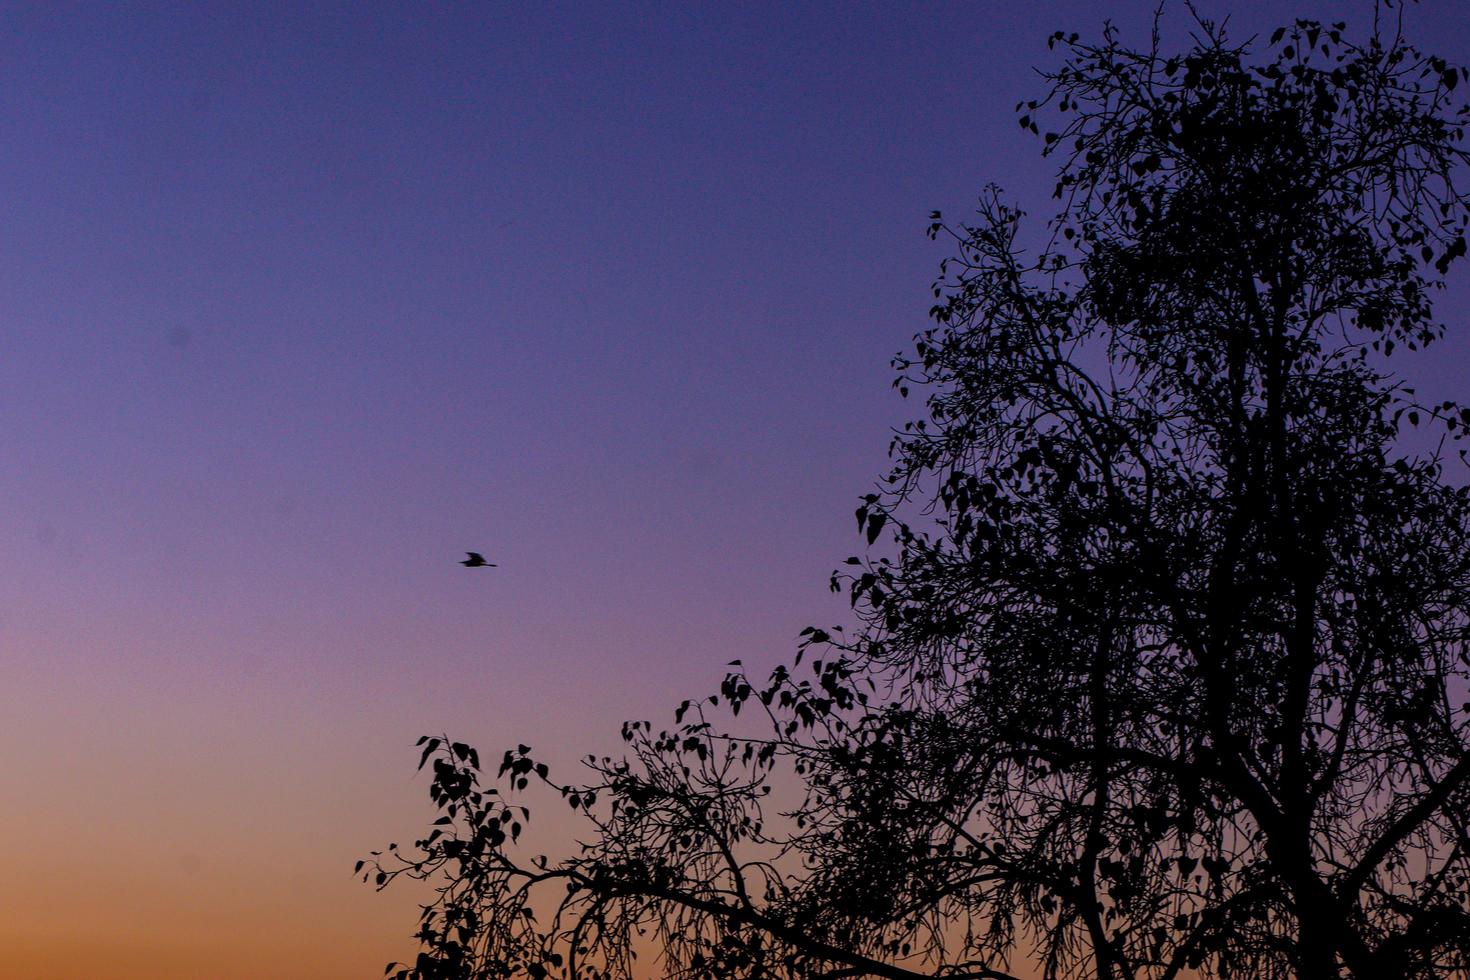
460, 552, 496, 568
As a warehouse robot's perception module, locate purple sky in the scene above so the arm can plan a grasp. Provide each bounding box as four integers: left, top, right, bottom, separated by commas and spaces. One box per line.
2, 3, 1468, 977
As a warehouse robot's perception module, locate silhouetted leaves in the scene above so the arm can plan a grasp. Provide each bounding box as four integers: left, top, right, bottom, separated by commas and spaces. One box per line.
369, 13, 1470, 980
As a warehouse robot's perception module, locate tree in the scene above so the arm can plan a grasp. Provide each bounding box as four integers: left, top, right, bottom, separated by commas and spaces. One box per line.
365, 13, 1470, 979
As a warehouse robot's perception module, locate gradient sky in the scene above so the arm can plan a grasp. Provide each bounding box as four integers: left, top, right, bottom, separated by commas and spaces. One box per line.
3, 3, 1469, 978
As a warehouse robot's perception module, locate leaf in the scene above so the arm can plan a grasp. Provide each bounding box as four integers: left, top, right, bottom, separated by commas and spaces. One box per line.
866, 511, 887, 544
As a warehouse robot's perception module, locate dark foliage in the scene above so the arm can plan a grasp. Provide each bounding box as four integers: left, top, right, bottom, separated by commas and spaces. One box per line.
366, 12, 1470, 979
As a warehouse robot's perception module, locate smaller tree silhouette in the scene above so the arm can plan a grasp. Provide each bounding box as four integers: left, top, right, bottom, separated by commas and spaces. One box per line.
366, 12, 1470, 980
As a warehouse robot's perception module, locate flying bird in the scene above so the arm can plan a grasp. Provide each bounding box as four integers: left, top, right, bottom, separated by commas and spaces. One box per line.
460, 552, 497, 568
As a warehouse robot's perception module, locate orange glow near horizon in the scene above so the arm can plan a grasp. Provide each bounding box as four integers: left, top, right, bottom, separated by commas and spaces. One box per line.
4, 2, 1468, 977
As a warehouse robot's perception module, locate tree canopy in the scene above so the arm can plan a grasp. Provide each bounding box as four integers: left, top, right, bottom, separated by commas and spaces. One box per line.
366, 12, 1470, 979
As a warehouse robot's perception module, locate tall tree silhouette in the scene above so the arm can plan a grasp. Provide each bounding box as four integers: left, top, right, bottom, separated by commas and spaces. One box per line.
367, 13, 1470, 979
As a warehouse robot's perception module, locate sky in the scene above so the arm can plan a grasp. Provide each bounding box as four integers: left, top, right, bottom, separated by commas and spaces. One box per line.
2, 3, 1469, 978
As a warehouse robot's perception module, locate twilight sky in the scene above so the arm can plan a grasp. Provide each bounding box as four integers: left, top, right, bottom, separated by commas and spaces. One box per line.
2, 3, 1468, 978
